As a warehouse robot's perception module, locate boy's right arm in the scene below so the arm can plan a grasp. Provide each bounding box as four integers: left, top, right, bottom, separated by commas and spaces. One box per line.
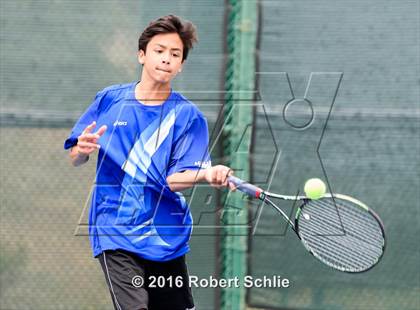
69, 121, 107, 166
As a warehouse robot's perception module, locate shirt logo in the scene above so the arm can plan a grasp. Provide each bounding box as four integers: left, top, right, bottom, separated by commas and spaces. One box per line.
113, 120, 128, 126
194, 160, 212, 169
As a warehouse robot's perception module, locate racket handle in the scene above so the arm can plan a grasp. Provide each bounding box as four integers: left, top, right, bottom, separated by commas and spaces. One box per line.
227, 176, 263, 199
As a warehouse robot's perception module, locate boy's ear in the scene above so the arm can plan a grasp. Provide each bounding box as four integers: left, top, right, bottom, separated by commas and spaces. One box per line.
178, 62, 184, 73
137, 50, 145, 65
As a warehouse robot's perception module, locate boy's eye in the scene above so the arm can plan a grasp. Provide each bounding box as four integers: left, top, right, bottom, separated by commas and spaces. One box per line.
173, 53, 180, 57
155, 50, 163, 53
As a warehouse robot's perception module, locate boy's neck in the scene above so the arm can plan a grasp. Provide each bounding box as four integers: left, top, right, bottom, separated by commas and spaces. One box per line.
135, 79, 171, 106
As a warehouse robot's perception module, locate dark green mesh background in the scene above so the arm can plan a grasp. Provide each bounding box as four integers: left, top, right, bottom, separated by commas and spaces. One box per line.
248, 1, 419, 310
1, 1, 225, 309
2, 0, 419, 310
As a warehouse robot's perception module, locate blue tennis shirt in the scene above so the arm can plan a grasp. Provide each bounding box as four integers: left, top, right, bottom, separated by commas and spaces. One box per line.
64, 82, 211, 261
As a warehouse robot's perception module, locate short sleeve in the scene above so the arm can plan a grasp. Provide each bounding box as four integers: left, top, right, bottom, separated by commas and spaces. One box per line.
167, 115, 212, 175
63, 91, 104, 150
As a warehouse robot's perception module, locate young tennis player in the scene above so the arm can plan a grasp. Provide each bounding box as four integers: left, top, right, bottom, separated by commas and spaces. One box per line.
64, 15, 234, 310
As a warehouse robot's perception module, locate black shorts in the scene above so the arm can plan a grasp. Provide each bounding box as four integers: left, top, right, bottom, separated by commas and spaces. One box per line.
97, 249, 195, 310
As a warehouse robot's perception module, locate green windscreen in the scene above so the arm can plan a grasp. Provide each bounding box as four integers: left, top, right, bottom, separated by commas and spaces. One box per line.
0, 1, 225, 309
247, 1, 419, 309
2, 1, 419, 309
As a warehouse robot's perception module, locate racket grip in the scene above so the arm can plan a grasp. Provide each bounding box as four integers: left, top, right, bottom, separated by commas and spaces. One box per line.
227, 176, 263, 199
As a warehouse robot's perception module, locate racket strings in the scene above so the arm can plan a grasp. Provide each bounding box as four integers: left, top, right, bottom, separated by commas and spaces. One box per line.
303, 201, 383, 248
302, 234, 375, 270
301, 227, 381, 272
302, 224, 383, 268
297, 197, 384, 272
310, 198, 381, 233
302, 222, 383, 257
305, 199, 384, 244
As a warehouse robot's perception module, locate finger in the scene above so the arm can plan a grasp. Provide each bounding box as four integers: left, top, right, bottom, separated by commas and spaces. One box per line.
95, 125, 107, 137
211, 169, 217, 184
83, 121, 96, 134
76, 144, 96, 155
78, 136, 99, 145
78, 141, 100, 149
222, 171, 229, 187
229, 183, 237, 191
216, 169, 222, 185
222, 171, 228, 187
80, 133, 100, 140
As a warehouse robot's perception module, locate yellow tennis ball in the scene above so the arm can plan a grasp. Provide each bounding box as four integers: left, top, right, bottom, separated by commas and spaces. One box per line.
304, 178, 326, 200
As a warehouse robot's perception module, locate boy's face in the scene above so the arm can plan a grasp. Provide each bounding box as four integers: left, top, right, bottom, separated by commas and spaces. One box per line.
138, 33, 184, 85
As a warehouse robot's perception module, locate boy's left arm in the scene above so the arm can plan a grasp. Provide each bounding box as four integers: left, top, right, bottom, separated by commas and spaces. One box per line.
166, 165, 236, 192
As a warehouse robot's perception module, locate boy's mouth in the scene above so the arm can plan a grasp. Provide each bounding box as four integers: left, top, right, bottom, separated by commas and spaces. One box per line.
156, 67, 171, 73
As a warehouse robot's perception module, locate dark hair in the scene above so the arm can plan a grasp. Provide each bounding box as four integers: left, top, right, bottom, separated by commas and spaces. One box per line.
138, 15, 198, 62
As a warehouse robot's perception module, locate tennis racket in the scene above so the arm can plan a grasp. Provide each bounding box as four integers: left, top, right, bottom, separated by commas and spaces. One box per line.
227, 176, 386, 273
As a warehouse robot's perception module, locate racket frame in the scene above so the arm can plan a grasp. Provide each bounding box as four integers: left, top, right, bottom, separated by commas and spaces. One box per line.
227, 175, 386, 272
254, 190, 386, 273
